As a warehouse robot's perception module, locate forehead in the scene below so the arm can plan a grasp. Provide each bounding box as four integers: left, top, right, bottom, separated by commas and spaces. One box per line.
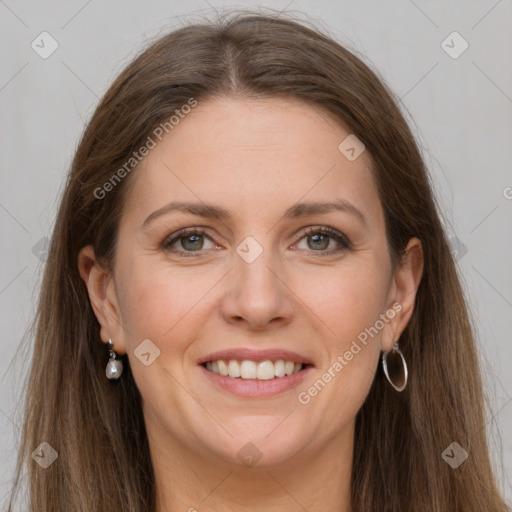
122, 96, 382, 227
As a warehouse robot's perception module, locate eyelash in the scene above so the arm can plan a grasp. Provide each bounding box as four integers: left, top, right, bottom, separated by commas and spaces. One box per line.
161, 226, 351, 258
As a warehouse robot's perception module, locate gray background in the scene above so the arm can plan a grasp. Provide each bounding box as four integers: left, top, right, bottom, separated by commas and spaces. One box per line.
1, 0, 511, 507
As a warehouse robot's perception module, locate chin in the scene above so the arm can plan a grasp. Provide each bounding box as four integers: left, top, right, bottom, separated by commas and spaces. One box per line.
210, 422, 314, 469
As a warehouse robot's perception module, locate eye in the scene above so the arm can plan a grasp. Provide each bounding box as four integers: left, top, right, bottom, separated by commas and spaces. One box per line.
162, 228, 218, 257
162, 226, 351, 258
294, 226, 351, 255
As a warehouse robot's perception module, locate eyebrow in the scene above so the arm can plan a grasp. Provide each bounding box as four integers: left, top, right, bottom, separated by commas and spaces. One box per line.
142, 199, 367, 228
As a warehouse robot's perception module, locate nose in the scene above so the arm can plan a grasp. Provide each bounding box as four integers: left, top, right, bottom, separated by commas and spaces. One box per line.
220, 242, 295, 331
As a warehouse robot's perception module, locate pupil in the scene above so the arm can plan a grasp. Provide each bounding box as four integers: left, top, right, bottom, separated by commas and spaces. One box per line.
309, 234, 328, 250
183, 234, 203, 251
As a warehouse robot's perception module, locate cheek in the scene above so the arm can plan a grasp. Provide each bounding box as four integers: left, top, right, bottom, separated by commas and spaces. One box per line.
296, 257, 391, 350
293, 257, 390, 423
117, 266, 195, 339
115, 256, 227, 357
115, 261, 206, 403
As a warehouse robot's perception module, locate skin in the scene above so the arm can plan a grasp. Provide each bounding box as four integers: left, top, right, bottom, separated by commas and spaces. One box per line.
79, 97, 423, 512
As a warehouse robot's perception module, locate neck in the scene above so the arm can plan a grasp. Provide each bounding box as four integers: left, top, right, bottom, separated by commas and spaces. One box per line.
148, 420, 354, 512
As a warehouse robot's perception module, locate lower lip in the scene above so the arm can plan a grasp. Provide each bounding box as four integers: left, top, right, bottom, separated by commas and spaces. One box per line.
199, 364, 313, 398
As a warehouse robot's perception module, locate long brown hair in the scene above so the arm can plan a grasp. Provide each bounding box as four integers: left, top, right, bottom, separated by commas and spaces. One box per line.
9, 9, 510, 511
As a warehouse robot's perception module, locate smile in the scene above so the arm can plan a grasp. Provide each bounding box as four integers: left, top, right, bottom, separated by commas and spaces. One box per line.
203, 359, 309, 380
199, 360, 313, 399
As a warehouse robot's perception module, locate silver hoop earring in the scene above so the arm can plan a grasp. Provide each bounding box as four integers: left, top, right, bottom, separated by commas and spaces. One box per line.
105, 339, 123, 380
381, 341, 408, 392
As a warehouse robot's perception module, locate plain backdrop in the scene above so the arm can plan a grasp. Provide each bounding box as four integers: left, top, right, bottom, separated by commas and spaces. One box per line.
1, 0, 511, 507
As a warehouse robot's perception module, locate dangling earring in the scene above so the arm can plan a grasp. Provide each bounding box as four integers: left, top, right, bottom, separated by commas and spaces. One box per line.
381, 341, 408, 392
105, 338, 123, 380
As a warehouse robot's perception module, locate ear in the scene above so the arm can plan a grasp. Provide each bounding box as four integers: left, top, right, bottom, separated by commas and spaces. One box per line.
381, 237, 424, 352
77, 245, 127, 354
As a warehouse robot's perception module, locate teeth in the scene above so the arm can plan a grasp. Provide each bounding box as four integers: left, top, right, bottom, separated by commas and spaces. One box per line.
217, 360, 229, 376
240, 360, 256, 379
257, 360, 275, 380
274, 360, 285, 377
228, 359, 241, 378
205, 359, 305, 379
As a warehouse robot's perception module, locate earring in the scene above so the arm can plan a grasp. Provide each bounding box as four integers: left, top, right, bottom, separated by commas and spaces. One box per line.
105, 338, 123, 380
381, 341, 408, 392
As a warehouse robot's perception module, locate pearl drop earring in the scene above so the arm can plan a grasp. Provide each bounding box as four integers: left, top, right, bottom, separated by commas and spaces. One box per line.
105, 338, 123, 380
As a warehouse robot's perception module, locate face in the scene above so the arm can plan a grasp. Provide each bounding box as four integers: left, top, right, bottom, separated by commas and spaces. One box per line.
80, 96, 422, 469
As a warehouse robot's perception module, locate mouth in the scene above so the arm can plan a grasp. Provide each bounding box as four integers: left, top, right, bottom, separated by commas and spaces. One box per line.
197, 349, 315, 398
201, 359, 313, 380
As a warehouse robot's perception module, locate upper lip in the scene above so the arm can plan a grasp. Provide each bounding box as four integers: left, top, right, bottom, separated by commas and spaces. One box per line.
197, 348, 314, 366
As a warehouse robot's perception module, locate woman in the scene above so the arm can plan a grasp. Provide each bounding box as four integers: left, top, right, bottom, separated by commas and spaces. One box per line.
9, 10, 510, 512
